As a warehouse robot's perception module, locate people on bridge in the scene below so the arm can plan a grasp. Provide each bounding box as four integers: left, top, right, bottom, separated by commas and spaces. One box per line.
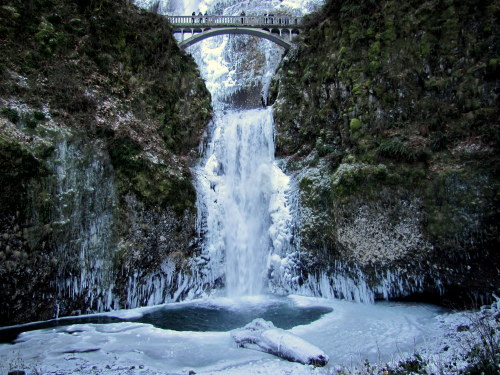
181, 12, 297, 27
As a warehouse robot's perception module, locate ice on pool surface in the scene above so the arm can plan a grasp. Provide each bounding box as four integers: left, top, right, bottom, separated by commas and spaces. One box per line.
0, 296, 450, 375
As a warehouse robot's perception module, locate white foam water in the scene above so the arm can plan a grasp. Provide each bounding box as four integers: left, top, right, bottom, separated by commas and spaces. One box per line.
195, 108, 292, 296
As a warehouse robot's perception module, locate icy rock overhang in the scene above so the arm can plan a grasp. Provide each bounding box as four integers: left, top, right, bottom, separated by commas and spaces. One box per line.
231, 318, 329, 366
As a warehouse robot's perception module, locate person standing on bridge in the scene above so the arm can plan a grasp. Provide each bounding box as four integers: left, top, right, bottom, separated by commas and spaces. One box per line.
240, 10, 246, 24
191, 11, 195, 23
198, 11, 203, 23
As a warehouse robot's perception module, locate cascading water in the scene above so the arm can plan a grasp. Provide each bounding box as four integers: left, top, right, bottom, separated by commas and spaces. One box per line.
134, 0, 321, 299
179, 0, 309, 297
196, 108, 292, 296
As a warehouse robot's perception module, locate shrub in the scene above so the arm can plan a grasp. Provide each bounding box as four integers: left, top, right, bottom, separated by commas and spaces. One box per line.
377, 139, 417, 162
461, 309, 500, 375
1, 107, 19, 123
429, 131, 447, 151
33, 111, 46, 121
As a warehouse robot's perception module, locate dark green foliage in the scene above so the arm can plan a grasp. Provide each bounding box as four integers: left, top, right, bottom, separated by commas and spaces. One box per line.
1, 107, 20, 123
33, 110, 46, 121
377, 140, 423, 162
273, 0, 499, 162
0, 136, 48, 212
108, 137, 143, 175
429, 131, 447, 151
2, 107, 49, 128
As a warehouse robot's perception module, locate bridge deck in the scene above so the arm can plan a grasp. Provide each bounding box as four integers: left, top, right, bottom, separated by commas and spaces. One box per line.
166, 15, 303, 29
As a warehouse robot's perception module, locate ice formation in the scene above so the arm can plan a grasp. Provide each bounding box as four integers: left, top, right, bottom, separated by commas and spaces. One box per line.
232, 318, 329, 366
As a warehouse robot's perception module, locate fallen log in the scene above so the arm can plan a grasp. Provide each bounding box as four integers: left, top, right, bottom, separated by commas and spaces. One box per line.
231, 318, 329, 367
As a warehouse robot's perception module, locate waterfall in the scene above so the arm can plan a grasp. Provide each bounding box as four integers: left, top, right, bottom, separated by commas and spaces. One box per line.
196, 109, 292, 296
134, 0, 325, 300
127, 0, 448, 306
179, 0, 304, 297
48, 140, 118, 313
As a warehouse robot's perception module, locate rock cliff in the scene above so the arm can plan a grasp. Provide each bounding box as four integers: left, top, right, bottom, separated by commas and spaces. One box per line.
0, 0, 212, 325
270, 0, 499, 305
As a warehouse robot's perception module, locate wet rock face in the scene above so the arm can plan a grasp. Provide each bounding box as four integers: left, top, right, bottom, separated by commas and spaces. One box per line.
113, 194, 201, 308
0, 0, 212, 325
0, 131, 205, 325
271, 0, 499, 305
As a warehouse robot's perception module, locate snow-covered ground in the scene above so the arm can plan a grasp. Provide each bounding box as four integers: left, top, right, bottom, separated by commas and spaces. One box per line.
1, 296, 497, 375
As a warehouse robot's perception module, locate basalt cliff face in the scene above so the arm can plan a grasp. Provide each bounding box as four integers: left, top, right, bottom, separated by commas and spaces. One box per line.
270, 0, 499, 305
0, 0, 212, 325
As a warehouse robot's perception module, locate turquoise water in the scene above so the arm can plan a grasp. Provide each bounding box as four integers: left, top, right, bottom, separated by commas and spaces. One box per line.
0, 297, 332, 343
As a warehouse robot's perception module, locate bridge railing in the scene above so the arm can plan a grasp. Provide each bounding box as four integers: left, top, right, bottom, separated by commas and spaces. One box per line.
166, 15, 303, 28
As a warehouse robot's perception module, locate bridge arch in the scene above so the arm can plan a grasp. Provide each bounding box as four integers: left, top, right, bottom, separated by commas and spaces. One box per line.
179, 28, 292, 50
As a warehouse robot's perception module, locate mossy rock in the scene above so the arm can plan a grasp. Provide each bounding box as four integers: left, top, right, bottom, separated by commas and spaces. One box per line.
349, 118, 362, 131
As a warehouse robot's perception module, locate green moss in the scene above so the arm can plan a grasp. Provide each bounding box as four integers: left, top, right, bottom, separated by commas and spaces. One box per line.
0, 135, 49, 213
349, 118, 362, 131
329, 162, 423, 205
423, 169, 499, 246
107, 136, 195, 213
488, 58, 499, 69
369, 40, 381, 56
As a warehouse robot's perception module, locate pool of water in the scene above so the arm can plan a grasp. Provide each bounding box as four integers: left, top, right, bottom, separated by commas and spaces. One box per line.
0, 296, 332, 344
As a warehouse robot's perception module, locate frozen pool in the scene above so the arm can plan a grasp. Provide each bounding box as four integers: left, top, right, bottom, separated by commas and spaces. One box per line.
0, 295, 332, 343
0, 296, 451, 375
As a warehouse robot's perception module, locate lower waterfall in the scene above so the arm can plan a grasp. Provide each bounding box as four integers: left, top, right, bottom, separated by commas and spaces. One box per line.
195, 108, 293, 297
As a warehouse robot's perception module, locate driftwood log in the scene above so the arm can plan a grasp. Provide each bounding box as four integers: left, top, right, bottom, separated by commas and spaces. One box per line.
231, 318, 329, 366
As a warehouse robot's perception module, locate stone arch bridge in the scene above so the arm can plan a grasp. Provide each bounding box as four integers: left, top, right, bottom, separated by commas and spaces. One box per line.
165, 15, 304, 50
